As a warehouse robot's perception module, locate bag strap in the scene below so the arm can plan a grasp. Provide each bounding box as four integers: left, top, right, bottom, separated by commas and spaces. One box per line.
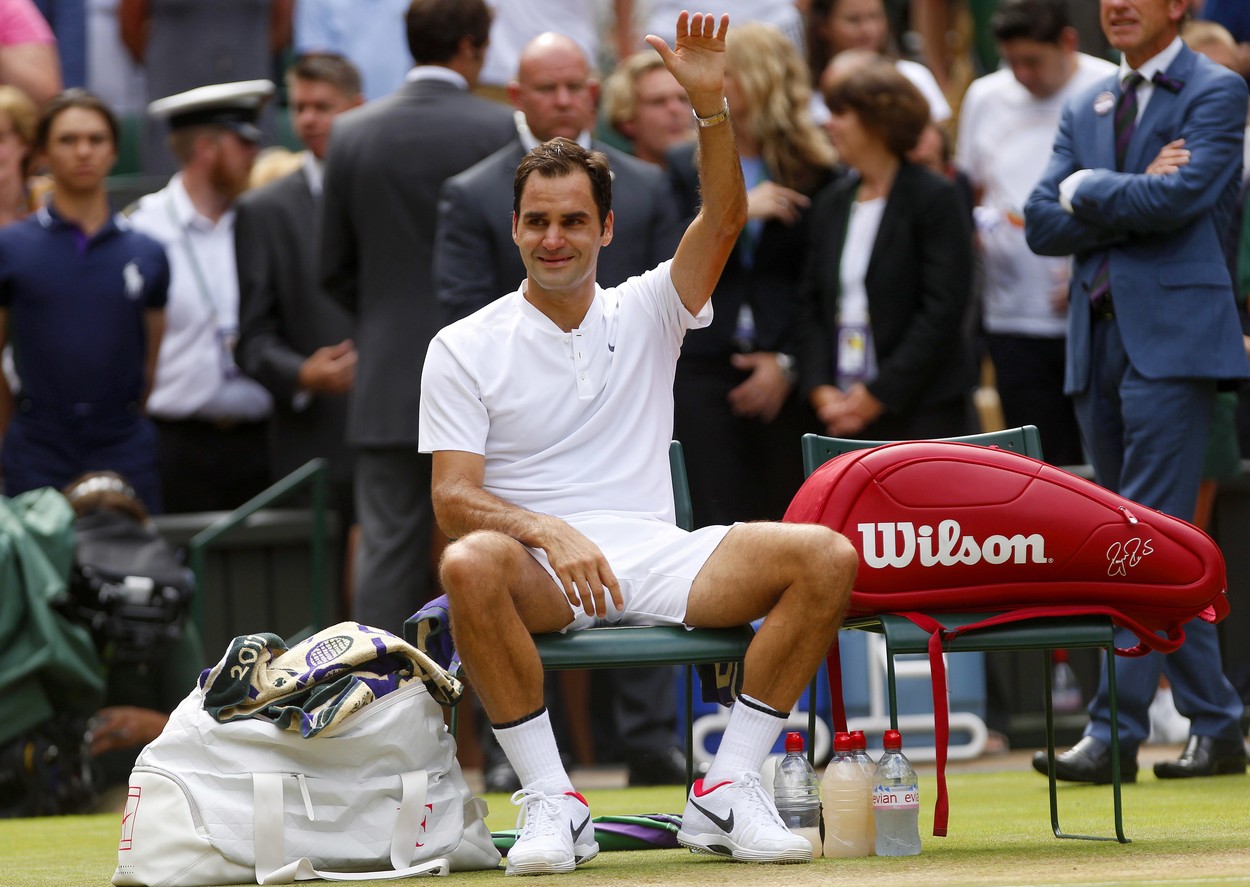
252, 770, 450, 883
824, 605, 1168, 840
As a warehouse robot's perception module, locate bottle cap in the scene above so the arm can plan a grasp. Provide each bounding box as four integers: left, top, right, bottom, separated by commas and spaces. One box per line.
834, 731, 852, 753
883, 729, 902, 749
784, 731, 805, 753
850, 730, 867, 751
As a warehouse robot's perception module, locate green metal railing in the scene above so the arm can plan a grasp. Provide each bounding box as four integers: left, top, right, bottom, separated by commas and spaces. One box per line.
187, 458, 329, 643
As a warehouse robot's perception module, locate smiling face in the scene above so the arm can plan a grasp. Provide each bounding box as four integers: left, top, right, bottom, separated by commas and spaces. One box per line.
1100, 0, 1187, 69
512, 169, 613, 306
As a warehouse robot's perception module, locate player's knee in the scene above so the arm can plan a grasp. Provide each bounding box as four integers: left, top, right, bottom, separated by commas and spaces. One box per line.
439, 530, 513, 607
795, 524, 857, 614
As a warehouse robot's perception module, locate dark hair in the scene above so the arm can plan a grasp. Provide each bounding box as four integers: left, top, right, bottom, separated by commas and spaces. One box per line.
406, 0, 491, 66
287, 52, 363, 98
824, 61, 929, 158
35, 88, 120, 152
990, 0, 1071, 45
513, 137, 612, 228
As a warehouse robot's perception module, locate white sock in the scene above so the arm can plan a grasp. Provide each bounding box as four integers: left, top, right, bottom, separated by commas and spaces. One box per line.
492, 708, 574, 794
703, 694, 788, 785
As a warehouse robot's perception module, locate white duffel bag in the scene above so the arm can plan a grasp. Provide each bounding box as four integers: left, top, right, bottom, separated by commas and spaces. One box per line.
112, 661, 499, 884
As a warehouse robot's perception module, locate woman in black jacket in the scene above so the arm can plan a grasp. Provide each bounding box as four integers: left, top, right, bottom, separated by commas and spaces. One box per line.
798, 60, 975, 441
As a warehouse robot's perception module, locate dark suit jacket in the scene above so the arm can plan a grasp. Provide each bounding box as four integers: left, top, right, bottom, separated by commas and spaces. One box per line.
1025, 43, 1250, 392
320, 79, 515, 446
235, 168, 354, 495
666, 141, 836, 358
434, 137, 684, 322
797, 161, 975, 418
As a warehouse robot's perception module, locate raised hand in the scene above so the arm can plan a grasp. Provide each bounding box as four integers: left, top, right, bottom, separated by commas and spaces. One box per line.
644, 11, 729, 113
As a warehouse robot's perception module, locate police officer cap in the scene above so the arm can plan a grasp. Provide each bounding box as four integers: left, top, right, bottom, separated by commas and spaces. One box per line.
148, 79, 275, 142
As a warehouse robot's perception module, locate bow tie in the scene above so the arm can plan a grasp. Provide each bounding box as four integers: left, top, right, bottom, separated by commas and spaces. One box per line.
1151, 70, 1184, 93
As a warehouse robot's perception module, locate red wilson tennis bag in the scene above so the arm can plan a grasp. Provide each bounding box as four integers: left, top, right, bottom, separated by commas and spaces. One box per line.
783, 440, 1230, 834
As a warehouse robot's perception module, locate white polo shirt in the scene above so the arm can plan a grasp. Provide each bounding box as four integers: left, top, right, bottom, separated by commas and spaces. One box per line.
130, 175, 272, 421
419, 261, 709, 524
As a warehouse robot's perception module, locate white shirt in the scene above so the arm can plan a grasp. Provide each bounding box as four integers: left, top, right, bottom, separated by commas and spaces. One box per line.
811, 58, 952, 126
131, 175, 272, 421
419, 261, 710, 522
958, 52, 1117, 335
896, 58, 952, 123
481, 0, 600, 89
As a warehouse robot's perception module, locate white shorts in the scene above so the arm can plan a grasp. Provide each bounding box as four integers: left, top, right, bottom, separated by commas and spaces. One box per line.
526, 515, 734, 631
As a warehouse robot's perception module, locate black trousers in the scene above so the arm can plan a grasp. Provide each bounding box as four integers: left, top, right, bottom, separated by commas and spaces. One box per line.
153, 417, 271, 513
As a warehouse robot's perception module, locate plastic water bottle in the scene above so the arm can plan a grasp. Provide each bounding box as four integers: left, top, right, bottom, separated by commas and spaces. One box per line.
872, 730, 921, 856
773, 732, 822, 856
1051, 649, 1083, 713
849, 730, 876, 852
820, 732, 872, 857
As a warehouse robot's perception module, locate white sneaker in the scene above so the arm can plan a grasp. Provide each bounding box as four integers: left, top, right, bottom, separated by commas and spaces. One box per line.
678, 772, 812, 863
505, 788, 599, 876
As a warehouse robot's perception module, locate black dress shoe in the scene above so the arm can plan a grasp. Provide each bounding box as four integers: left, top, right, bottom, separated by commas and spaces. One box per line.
626, 745, 689, 786
483, 748, 521, 794
1153, 735, 1247, 779
1031, 736, 1138, 784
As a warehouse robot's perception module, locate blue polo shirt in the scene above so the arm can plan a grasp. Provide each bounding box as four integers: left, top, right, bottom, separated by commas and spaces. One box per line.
0, 203, 170, 413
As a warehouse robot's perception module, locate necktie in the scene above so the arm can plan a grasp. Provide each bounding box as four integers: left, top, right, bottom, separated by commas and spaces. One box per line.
1114, 71, 1145, 171
1090, 71, 1146, 307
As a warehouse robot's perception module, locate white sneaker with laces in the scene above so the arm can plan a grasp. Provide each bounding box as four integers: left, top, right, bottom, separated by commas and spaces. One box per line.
505, 788, 599, 876
677, 772, 812, 863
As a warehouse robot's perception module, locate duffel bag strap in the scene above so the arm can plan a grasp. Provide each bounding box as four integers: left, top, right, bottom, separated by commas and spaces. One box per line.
252, 770, 450, 883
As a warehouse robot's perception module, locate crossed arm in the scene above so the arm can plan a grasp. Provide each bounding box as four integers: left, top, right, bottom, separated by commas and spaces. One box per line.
1026, 79, 1248, 257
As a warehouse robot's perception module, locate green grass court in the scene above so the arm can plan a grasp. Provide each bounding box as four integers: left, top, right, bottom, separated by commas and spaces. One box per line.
5, 760, 1250, 887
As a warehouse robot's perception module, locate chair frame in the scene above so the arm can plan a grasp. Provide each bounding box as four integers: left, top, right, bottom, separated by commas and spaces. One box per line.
803, 426, 1128, 843
413, 441, 817, 790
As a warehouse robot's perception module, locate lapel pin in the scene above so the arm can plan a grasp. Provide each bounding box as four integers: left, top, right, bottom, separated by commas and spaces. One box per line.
1093, 91, 1115, 115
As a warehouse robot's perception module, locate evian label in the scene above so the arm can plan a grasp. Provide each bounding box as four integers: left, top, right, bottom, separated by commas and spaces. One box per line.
858, 520, 1049, 569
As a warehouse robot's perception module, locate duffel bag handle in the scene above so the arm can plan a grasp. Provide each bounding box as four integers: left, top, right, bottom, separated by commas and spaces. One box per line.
252, 770, 449, 882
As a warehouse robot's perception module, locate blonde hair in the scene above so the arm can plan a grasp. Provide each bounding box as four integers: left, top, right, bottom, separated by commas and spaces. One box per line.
0, 85, 38, 175
248, 146, 304, 189
601, 51, 669, 132
726, 23, 836, 190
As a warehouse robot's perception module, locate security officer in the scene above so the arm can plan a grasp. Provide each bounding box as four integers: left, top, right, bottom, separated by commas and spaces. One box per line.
129, 80, 276, 513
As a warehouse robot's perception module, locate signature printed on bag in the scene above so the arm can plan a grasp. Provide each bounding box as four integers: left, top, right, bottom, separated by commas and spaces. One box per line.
1106, 537, 1154, 577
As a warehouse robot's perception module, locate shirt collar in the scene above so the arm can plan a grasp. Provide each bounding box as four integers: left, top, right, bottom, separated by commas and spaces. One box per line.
302, 151, 324, 197
514, 110, 593, 153
36, 199, 123, 239
167, 173, 234, 233
1119, 35, 1184, 85
405, 65, 469, 89
516, 279, 604, 333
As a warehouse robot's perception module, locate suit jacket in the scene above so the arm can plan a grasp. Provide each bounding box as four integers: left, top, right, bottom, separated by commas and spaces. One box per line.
434, 137, 684, 323
666, 141, 836, 358
1024, 43, 1250, 393
797, 161, 975, 418
320, 79, 515, 446
235, 167, 353, 491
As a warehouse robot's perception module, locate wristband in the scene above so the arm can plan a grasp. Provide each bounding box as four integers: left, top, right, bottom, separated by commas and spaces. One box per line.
693, 98, 730, 128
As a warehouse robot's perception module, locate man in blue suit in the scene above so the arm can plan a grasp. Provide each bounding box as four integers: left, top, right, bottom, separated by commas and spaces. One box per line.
1025, 0, 1249, 781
